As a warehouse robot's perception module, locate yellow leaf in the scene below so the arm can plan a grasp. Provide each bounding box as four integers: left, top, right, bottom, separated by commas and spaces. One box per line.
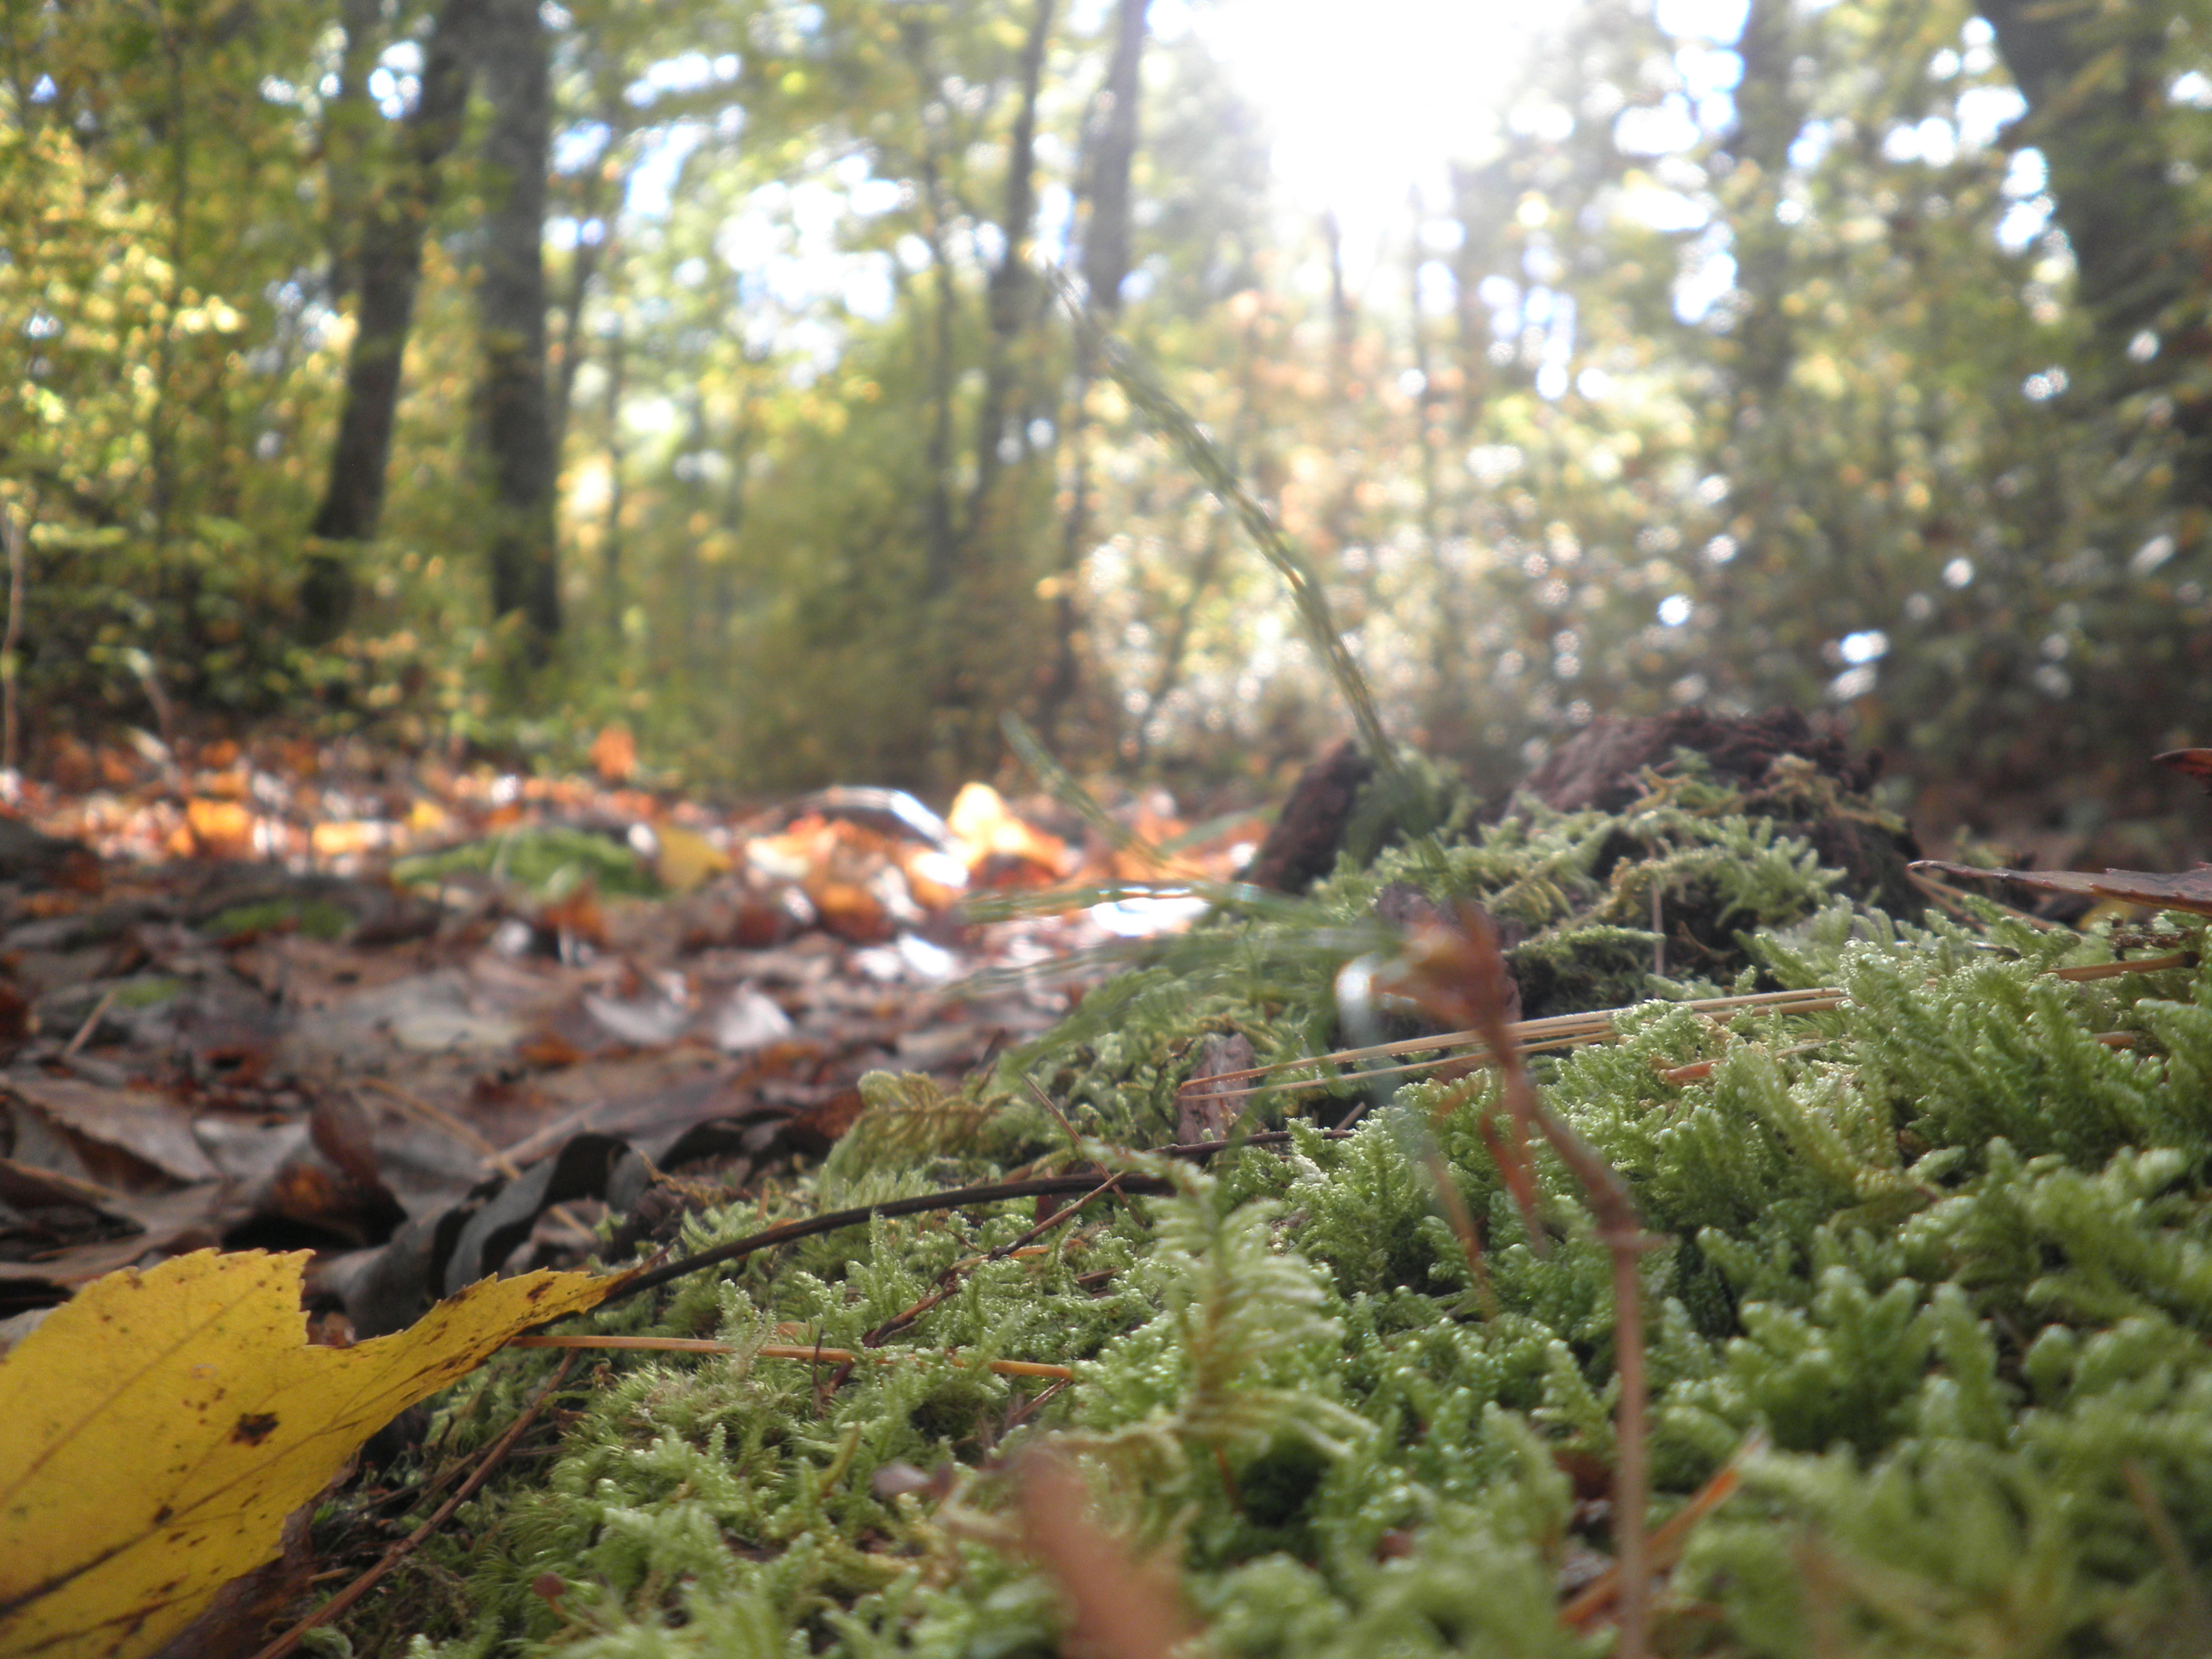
0, 1250, 621, 1659
653, 823, 731, 893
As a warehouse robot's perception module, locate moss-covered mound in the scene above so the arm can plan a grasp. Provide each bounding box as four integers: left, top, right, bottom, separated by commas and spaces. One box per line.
340, 764, 2212, 1659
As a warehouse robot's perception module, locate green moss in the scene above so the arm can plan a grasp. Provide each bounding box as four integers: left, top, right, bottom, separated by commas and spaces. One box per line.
392, 824, 660, 899
201, 897, 353, 941
341, 777, 2212, 1658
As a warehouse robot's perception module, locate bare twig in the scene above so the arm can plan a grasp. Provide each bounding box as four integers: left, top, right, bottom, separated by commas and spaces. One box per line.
1392, 903, 1660, 1659
605, 1130, 1358, 1307
62, 988, 116, 1060
1560, 1432, 1761, 1629
605, 1173, 1180, 1305
865, 1172, 1126, 1349
246, 1354, 575, 1659
0, 502, 24, 776
1175, 987, 1847, 1108
508, 1332, 1074, 1380
2123, 1459, 2212, 1641
1016, 1448, 1203, 1658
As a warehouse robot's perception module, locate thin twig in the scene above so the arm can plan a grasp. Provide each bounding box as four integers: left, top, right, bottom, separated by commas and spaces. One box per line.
358, 1078, 595, 1241
0, 502, 24, 776
1560, 1432, 1761, 1629
246, 1355, 575, 1659
1396, 905, 1658, 1659
1907, 867, 2064, 931
508, 1332, 1074, 1380
62, 988, 116, 1060
1176, 987, 1847, 1105
605, 1173, 1178, 1304
2048, 951, 2193, 981
2123, 1459, 2212, 1640
865, 1172, 1126, 1349
604, 1130, 1357, 1306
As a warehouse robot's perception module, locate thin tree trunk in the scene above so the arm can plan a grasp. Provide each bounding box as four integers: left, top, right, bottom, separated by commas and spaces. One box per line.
1409, 200, 1461, 743
322, 0, 383, 305
1706, 0, 1799, 669
549, 87, 626, 462
1980, 0, 2212, 489
1131, 506, 1225, 765
1079, 0, 1149, 311
600, 318, 626, 636
303, 0, 485, 641
919, 148, 961, 599
967, 0, 1058, 525
475, 0, 560, 653
1039, 0, 1149, 746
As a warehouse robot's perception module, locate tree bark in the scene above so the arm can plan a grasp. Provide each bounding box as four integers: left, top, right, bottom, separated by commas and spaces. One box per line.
1980, 0, 2212, 487
967, 0, 1057, 525
321, 0, 383, 306
303, 0, 485, 642
1079, 0, 1149, 312
474, 0, 560, 653
1038, 0, 1149, 747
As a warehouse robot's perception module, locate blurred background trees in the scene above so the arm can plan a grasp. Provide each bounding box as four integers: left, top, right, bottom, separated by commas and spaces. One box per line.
6, 0, 2212, 840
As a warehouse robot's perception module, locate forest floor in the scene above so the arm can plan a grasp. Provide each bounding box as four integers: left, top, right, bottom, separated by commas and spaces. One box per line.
0, 725, 1262, 1337
13, 713, 2212, 1658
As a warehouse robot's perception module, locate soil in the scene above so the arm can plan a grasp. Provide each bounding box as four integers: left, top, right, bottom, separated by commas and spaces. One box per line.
1518, 708, 1925, 921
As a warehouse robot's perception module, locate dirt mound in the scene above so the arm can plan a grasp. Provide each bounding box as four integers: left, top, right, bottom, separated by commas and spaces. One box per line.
1521, 707, 1922, 922
1520, 707, 1880, 812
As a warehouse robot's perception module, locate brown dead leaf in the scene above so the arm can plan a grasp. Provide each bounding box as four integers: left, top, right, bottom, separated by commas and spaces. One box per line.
0, 1249, 623, 1659
1912, 859, 2212, 918
2155, 749, 2212, 793
6, 1076, 220, 1186
589, 723, 638, 784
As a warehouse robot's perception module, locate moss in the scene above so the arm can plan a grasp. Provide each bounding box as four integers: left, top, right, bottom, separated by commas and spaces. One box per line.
343, 774, 2212, 1658
392, 824, 660, 899
201, 897, 353, 940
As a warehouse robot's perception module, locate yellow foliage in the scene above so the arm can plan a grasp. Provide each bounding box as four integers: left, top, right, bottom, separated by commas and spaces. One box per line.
0, 1250, 621, 1659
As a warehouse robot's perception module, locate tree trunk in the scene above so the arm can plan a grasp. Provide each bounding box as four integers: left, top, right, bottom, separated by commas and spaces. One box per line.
1039, 0, 1149, 747
967, 0, 1057, 525
549, 84, 627, 464
1703, 0, 1799, 675
1980, 0, 2212, 488
1080, 0, 1149, 312
1448, 156, 1511, 435
321, 0, 383, 306
303, 0, 485, 642
599, 317, 626, 636
474, 0, 560, 654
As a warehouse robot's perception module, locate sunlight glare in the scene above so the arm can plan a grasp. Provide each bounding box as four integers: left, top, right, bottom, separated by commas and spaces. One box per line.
1192, 0, 1524, 263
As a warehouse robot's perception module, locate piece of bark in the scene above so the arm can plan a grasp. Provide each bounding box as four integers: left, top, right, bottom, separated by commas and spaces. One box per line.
1176, 1032, 1254, 1144
1244, 739, 1374, 892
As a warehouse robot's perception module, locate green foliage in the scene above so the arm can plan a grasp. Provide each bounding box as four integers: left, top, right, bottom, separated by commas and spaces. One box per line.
392, 824, 660, 898
329, 769, 2212, 1657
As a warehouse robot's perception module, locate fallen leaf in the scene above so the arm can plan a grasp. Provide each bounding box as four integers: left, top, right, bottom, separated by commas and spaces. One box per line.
589, 723, 637, 784
712, 984, 795, 1053
0, 1249, 620, 1659
653, 823, 731, 893
946, 782, 1072, 879
6, 1076, 221, 1186
1912, 859, 2212, 918
185, 798, 258, 859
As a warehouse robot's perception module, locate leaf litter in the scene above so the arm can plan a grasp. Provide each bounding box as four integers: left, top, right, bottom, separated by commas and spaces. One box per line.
7, 711, 2212, 1657
0, 731, 1250, 1335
